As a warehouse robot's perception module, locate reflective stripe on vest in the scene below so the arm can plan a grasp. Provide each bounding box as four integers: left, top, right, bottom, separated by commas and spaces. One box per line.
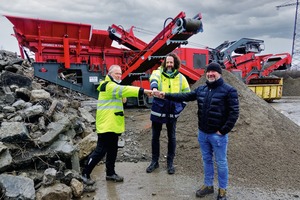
97, 99, 121, 104
179, 74, 182, 91
150, 110, 180, 118
97, 84, 124, 110
97, 105, 123, 110
112, 85, 124, 99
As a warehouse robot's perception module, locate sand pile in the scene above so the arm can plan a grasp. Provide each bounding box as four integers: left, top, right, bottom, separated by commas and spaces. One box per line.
282, 77, 300, 96
138, 70, 300, 190
271, 70, 300, 96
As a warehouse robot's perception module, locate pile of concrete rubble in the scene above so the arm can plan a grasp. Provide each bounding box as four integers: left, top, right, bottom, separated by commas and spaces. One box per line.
0, 50, 106, 199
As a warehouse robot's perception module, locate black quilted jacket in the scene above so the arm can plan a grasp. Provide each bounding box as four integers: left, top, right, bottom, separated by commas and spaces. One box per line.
165, 77, 239, 134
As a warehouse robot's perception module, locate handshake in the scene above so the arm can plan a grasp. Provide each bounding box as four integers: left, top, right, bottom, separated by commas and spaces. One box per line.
144, 89, 165, 98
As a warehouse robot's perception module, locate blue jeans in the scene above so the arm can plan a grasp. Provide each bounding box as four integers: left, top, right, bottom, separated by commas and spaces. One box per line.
198, 130, 228, 189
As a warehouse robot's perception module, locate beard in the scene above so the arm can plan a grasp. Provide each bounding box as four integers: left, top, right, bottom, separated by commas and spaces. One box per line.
207, 77, 217, 82
206, 75, 220, 82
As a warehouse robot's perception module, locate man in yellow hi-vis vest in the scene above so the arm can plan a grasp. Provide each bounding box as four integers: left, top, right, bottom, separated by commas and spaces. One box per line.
146, 53, 190, 175
82, 65, 152, 184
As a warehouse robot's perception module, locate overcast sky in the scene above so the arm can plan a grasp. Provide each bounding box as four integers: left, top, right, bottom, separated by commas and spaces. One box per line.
0, 0, 296, 56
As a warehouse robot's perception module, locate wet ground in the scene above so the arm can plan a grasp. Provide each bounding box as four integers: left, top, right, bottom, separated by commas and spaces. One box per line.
81, 96, 300, 200
270, 96, 300, 126
82, 162, 300, 200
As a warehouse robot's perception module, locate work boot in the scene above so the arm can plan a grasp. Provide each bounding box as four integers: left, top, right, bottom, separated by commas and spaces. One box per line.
217, 188, 227, 200
106, 174, 124, 182
81, 174, 95, 185
146, 161, 159, 173
83, 185, 96, 193
196, 185, 214, 198
167, 164, 175, 175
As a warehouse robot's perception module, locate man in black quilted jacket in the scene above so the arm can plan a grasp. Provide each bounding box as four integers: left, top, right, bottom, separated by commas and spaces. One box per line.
155, 62, 239, 200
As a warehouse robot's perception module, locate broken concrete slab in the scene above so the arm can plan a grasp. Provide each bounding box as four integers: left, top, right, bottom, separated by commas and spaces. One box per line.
0, 174, 35, 200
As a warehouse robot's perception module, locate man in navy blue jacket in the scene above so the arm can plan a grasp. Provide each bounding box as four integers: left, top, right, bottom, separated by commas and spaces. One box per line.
157, 62, 239, 200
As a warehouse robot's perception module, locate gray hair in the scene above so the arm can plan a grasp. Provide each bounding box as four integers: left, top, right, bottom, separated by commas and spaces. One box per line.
108, 65, 121, 75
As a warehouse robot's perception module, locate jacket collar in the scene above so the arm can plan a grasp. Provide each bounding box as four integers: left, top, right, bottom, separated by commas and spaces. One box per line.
106, 74, 120, 84
160, 67, 179, 78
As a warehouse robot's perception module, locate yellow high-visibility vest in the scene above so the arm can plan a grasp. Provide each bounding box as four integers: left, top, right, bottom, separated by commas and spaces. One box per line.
96, 75, 140, 134
150, 67, 190, 93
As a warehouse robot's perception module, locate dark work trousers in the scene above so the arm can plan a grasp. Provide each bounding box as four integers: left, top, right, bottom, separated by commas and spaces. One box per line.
151, 120, 177, 165
82, 132, 119, 176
